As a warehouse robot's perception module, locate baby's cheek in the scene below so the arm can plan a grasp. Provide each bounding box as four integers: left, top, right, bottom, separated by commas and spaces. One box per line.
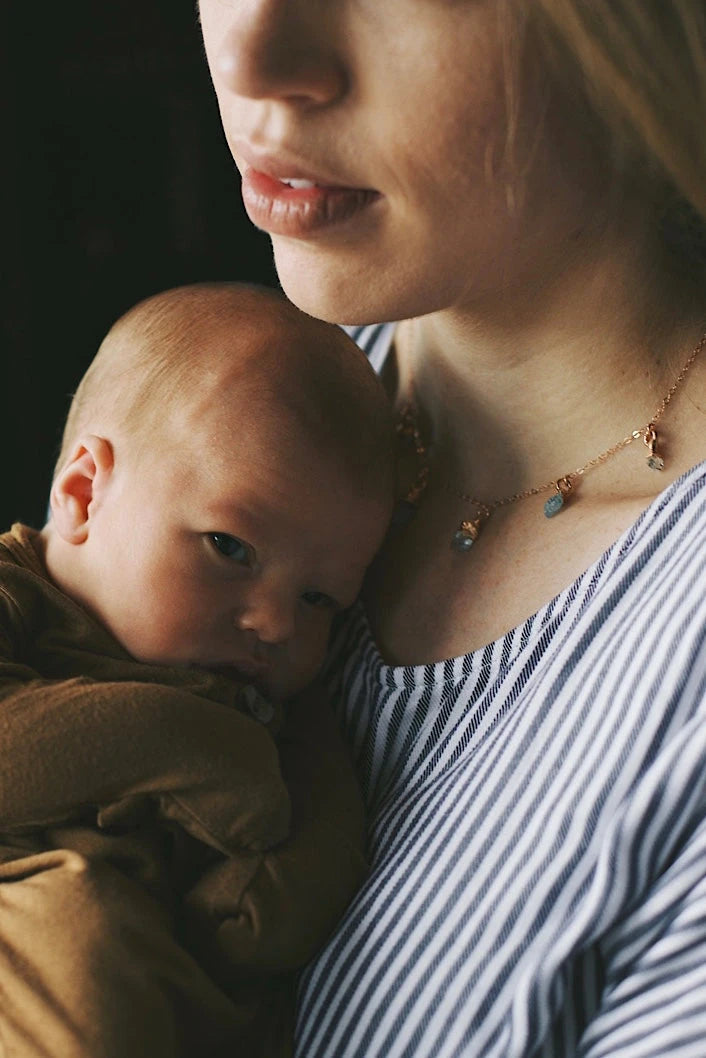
273, 627, 330, 699
303, 621, 333, 677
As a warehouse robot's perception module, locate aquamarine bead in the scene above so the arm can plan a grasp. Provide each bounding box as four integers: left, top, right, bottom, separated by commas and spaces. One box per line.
451, 529, 475, 552
544, 492, 564, 518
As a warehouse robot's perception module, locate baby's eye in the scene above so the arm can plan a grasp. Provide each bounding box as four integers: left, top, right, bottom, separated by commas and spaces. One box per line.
301, 589, 336, 609
209, 533, 255, 566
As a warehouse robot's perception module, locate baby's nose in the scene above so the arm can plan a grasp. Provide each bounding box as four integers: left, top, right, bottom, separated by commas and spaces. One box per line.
235, 591, 296, 645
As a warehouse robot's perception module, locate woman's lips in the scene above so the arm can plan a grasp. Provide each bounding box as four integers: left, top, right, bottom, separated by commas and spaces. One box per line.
241, 167, 381, 237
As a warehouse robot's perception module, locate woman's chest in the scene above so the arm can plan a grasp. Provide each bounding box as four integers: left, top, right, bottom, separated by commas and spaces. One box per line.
305, 584, 706, 1057
366, 492, 650, 665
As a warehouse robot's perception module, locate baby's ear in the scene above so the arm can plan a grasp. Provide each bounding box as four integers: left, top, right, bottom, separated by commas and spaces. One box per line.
49, 435, 114, 544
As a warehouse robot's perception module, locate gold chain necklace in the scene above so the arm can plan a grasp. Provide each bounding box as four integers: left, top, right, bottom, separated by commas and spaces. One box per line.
395, 331, 706, 552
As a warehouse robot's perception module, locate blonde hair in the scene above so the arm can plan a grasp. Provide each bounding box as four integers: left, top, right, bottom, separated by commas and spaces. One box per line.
526, 1, 706, 219
495, 0, 706, 271
56, 285, 223, 472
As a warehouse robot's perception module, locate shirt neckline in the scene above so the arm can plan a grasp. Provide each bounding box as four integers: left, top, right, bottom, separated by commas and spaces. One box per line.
348, 320, 706, 680
352, 458, 706, 683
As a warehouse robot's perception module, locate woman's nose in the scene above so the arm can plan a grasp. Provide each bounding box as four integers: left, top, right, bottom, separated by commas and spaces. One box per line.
201, 0, 347, 107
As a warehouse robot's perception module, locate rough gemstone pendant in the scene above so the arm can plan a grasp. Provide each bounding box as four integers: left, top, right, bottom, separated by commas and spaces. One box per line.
543, 491, 564, 518
451, 519, 482, 552
644, 424, 664, 471
544, 476, 573, 519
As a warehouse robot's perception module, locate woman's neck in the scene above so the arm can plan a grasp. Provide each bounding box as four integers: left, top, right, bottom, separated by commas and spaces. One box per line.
393, 235, 706, 502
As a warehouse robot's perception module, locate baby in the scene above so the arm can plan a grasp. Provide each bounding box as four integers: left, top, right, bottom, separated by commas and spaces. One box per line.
0, 283, 394, 1058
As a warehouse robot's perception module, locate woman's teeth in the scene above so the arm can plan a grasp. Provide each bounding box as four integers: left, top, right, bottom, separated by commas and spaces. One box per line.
281, 178, 318, 189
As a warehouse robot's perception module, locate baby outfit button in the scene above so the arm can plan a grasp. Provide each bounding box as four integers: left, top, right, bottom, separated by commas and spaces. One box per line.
242, 684, 275, 724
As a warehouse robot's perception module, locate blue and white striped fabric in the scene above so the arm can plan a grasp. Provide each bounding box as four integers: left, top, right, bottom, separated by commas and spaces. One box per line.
295, 323, 706, 1058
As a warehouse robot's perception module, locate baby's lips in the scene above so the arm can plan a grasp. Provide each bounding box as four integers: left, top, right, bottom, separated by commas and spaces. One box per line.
209, 665, 279, 723
212, 660, 267, 683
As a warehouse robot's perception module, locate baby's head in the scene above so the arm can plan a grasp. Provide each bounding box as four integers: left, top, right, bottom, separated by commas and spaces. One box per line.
43, 283, 394, 699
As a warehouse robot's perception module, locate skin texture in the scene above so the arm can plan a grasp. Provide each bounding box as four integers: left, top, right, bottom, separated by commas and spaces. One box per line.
42, 298, 391, 699
199, 0, 598, 326
199, 0, 706, 663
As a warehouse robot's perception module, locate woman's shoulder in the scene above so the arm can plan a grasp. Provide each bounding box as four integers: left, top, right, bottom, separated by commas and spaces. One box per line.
621, 457, 706, 593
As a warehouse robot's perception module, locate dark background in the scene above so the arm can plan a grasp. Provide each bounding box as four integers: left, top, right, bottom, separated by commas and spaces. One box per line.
3, 1, 277, 530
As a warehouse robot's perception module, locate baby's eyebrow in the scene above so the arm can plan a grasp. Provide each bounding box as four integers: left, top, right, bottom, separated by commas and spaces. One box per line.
200, 500, 263, 532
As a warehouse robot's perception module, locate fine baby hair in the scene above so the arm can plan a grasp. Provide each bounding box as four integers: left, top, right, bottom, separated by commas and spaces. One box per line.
55, 281, 396, 498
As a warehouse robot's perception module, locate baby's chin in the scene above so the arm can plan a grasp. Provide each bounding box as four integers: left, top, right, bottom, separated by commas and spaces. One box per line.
187, 661, 284, 705
125, 650, 276, 696
204, 663, 274, 699
259, 668, 322, 705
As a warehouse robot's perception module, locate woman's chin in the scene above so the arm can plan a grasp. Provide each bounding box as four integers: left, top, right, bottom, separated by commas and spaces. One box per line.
271, 242, 372, 323
271, 239, 420, 326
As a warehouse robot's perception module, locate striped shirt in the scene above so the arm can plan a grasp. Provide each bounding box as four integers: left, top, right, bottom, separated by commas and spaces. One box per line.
295, 323, 706, 1058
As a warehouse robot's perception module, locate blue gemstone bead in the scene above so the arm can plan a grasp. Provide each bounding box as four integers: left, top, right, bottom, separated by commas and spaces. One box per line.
544, 492, 564, 518
451, 530, 475, 552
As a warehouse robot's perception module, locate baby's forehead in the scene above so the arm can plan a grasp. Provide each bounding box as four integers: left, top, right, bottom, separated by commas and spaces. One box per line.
176, 393, 385, 516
